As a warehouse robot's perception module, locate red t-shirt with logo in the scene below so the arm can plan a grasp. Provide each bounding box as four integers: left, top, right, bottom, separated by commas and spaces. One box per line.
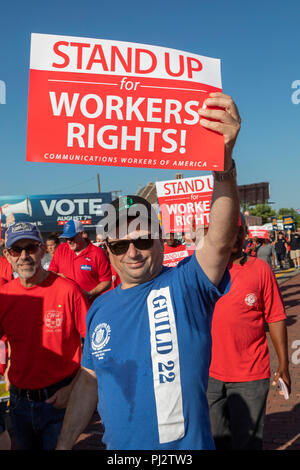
0, 256, 13, 282
49, 242, 111, 294
0, 272, 88, 389
209, 257, 286, 382
163, 243, 190, 267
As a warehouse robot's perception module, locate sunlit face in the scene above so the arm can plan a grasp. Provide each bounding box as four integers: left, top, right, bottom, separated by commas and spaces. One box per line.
66, 232, 85, 252
46, 239, 57, 256
5, 238, 45, 280
106, 228, 164, 289
183, 231, 195, 244
96, 233, 106, 249
165, 233, 175, 247
96, 234, 105, 243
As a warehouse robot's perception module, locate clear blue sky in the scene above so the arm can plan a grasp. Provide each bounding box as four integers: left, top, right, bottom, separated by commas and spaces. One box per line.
0, 0, 299, 210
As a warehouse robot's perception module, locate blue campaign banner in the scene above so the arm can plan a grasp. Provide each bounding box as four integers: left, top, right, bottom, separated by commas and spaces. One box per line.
0, 192, 112, 235
271, 216, 278, 231
282, 215, 295, 231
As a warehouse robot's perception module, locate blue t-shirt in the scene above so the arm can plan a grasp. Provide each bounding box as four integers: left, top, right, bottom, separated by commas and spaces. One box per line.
82, 253, 230, 450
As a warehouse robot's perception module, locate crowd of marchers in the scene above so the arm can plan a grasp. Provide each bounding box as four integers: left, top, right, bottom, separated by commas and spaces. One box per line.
0, 93, 294, 451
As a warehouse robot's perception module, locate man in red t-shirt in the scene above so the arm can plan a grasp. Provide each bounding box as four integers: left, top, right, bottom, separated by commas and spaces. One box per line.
94, 236, 121, 290
0, 222, 89, 450
163, 233, 189, 267
49, 220, 111, 303
207, 216, 291, 450
0, 255, 13, 282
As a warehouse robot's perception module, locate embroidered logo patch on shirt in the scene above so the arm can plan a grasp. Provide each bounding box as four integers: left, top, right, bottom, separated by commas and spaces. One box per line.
44, 310, 63, 330
244, 293, 257, 307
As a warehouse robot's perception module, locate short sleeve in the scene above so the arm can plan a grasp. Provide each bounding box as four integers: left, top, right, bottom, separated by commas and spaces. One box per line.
261, 263, 286, 323
175, 253, 231, 314
96, 248, 112, 282
81, 304, 98, 370
73, 288, 90, 338
48, 249, 59, 273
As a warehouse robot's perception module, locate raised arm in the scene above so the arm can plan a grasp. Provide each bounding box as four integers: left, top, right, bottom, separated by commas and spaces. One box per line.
196, 93, 241, 286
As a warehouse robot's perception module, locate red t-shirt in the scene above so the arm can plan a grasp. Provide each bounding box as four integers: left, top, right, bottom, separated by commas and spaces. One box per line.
0, 277, 8, 286
0, 256, 13, 282
209, 257, 286, 382
49, 242, 111, 294
163, 243, 190, 267
0, 272, 88, 389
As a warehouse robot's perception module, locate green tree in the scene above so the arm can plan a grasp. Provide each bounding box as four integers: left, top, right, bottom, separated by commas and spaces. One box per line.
248, 204, 277, 224
277, 208, 300, 228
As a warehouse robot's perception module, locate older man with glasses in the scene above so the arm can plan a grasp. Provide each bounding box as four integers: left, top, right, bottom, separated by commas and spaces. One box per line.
56, 92, 241, 451
0, 222, 89, 450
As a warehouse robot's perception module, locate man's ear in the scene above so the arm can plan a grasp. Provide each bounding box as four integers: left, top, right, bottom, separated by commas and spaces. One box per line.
40, 244, 47, 257
3, 248, 12, 265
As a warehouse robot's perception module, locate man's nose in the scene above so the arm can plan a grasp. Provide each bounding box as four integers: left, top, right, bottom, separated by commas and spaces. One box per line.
126, 242, 139, 257
19, 249, 30, 259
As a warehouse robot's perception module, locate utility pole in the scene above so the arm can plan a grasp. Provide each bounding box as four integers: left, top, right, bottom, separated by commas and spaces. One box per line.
97, 174, 101, 192
111, 190, 122, 200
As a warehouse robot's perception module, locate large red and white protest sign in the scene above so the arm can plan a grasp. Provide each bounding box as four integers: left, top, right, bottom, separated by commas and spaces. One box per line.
156, 175, 213, 234
26, 33, 223, 170
248, 226, 269, 239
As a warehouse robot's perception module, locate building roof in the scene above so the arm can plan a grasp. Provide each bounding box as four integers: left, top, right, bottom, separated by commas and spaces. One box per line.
135, 181, 157, 204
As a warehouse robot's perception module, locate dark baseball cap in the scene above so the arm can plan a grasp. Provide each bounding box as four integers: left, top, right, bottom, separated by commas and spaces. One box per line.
97, 195, 160, 239
5, 222, 43, 248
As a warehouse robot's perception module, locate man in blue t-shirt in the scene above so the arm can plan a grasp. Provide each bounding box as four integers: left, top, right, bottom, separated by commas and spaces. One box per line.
56, 92, 241, 450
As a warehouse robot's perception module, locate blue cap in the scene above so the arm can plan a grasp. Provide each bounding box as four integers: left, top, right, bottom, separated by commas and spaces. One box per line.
5, 222, 43, 249
59, 220, 84, 238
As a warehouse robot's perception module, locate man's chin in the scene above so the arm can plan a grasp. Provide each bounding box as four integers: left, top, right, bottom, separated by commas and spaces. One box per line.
17, 268, 37, 280
68, 245, 77, 250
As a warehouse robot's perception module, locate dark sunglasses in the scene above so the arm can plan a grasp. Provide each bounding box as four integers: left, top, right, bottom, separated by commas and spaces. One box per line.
106, 238, 154, 255
8, 243, 42, 257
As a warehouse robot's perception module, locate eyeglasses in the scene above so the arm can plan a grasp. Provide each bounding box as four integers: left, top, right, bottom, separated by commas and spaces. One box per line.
106, 238, 154, 255
8, 243, 42, 257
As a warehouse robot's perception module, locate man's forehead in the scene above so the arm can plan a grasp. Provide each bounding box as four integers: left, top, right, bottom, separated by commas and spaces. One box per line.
12, 238, 39, 247
107, 229, 151, 242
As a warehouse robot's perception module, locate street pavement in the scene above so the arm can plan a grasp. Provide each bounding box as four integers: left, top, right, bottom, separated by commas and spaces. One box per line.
263, 267, 300, 450
73, 266, 300, 451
